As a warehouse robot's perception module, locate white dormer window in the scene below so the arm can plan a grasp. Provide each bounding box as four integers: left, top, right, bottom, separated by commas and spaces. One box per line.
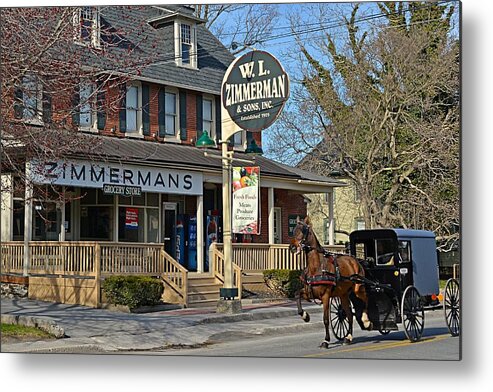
74, 6, 101, 48
175, 21, 197, 68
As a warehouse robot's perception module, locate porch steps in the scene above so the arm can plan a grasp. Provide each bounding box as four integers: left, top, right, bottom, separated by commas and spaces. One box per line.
187, 274, 222, 308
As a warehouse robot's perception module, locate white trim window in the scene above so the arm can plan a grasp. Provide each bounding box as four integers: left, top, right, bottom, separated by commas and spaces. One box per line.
203, 97, 214, 138
233, 131, 244, 147
74, 6, 101, 48
79, 82, 96, 130
126, 84, 141, 134
165, 91, 177, 136
14, 74, 43, 124
22, 75, 40, 120
175, 21, 197, 68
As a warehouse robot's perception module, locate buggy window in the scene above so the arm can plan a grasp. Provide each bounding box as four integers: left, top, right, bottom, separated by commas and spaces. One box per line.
375, 239, 395, 266
398, 241, 411, 263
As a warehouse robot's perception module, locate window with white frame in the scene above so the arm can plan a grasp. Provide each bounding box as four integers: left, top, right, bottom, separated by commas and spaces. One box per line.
22, 75, 39, 120
126, 85, 139, 133
203, 97, 214, 137
75, 6, 101, 48
15, 74, 43, 123
165, 92, 177, 136
79, 82, 96, 129
176, 22, 197, 67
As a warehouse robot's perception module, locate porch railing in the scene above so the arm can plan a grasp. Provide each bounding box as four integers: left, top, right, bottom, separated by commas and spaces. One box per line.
160, 249, 188, 306
209, 243, 242, 299
1, 241, 187, 307
215, 243, 345, 271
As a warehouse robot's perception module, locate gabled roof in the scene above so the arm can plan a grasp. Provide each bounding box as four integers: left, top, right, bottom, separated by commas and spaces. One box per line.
82, 5, 235, 94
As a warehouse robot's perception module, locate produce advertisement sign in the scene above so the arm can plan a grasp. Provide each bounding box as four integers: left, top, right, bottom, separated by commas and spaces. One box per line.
232, 167, 260, 234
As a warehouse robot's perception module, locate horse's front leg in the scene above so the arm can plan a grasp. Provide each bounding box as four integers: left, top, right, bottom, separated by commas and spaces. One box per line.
320, 292, 331, 349
295, 287, 310, 323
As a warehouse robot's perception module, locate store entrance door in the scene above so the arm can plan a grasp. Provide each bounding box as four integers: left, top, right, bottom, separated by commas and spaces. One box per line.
163, 203, 177, 259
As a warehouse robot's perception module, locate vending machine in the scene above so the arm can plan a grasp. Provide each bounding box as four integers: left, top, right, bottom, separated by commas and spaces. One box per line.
175, 215, 186, 267
188, 216, 197, 271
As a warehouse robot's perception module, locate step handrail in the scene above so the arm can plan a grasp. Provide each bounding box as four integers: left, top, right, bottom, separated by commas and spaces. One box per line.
209, 243, 242, 300
160, 249, 188, 307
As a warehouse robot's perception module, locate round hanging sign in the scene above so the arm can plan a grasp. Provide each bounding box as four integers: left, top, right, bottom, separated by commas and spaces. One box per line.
222, 50, 290, 132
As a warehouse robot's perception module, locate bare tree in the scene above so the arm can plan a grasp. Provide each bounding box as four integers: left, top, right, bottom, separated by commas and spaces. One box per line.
193, 3, 279, 54
1, 6, 154, 206
267, 2, 459, 250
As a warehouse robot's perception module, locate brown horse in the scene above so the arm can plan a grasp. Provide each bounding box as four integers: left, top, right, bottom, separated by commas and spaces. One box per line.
291, 216, 371, 348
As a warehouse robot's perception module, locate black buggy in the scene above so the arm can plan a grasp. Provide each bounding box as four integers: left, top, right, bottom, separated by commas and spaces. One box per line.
329, 229, 460, 343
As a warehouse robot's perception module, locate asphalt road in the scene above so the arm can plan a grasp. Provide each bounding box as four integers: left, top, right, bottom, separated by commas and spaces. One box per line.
138, 310, 460, 360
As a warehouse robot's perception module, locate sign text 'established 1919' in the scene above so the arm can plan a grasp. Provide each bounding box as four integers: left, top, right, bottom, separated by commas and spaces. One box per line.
222, 50, 290, 132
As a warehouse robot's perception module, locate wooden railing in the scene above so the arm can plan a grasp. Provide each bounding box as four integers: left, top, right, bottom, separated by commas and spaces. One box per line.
160, 249, 188, 306
215, 243, 345, 272
210, 244, 242, 299
29, 241, 97, 276
1, 241, 24, 274
99, 243, 163, 276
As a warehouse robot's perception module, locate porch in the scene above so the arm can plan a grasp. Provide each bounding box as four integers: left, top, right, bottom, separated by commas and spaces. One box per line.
1, 241, 344, 308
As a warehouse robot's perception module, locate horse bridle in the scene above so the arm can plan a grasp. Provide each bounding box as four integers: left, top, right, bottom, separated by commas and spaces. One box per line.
289, 221, 311, 254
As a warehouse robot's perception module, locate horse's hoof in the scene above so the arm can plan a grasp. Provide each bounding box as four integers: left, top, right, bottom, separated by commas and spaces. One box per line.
319, 341, 330, 349
343, 338, 352, 345
302, 312, 310, 323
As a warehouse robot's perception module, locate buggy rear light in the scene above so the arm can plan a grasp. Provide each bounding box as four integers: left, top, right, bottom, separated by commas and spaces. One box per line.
431, 293, 438, 301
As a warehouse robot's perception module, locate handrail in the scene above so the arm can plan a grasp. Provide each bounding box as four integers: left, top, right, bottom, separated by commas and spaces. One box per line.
210, 243, 242, 299
160, 249, 188, 307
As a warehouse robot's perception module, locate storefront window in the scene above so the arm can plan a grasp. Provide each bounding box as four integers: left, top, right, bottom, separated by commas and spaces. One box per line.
80, 206, 113, 240
33, 202, 61, 240
118, 193, 159, 243
12, 200, 24, 241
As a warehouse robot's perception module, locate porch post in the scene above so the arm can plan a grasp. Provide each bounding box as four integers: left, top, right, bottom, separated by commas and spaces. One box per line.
327, 189, 334, 245
59, 186, 66, 241
268, 187, 275, 244
23, 162, 33, 276
196, 194, 204, 273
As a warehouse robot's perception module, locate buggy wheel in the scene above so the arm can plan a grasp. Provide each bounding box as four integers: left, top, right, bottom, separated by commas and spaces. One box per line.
329, 296, 350, 341
379, 329, 391, 335
444, 278, 460, 337
401, 286, 424, 342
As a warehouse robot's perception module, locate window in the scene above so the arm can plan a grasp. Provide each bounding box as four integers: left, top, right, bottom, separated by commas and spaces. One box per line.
126, 85, 140, 133
398, 241, 411, 263
79, 82, 95, 129
176, 22, 197, 67
75, 6, 100, 48
15, 75, 42, 123
233, 132, 243, 147
118, 193, 160, 243
80, 188, 114, 241
355, 217, 365, 231
203, 97, 213, 136
181, 24, 191, 64
375, 239, 395, 266
165, 92, 177, 135
273, 207, 282, 244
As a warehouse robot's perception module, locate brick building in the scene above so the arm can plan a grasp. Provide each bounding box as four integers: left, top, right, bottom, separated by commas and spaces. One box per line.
1, 5, 343, 275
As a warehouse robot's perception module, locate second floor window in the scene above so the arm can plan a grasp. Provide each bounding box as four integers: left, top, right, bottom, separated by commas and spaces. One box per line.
203, 98, 213, 136
165, 92, 177, 136
79, 82, 94, 128
22, 75, 39, 120
126, 85, 139, 132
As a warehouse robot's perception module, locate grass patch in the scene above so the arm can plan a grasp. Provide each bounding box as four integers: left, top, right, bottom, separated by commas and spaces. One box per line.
439, 280, 448, 290
1, 323, 53, 340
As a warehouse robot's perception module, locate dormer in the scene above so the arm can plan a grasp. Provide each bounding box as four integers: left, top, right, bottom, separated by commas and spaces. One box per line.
147, 9, 205, 69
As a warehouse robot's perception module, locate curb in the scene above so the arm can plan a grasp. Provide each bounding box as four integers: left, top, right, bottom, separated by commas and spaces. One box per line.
1, 314, 65, 338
